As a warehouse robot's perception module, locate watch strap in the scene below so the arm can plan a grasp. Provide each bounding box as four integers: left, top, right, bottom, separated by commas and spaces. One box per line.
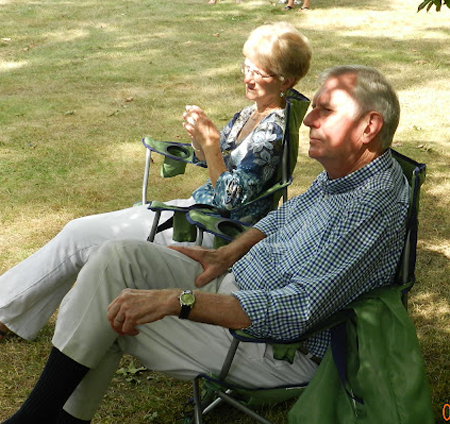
179, 304, 192, 320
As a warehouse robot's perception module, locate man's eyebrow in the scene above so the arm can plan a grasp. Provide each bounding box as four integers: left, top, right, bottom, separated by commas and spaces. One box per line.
312, 98, 330, 109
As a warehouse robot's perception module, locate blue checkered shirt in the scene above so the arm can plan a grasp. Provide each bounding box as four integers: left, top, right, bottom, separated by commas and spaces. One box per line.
232, 150, 410, 358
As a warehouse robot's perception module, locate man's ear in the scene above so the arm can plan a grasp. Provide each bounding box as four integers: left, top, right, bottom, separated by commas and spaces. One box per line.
362, 112, 384, 144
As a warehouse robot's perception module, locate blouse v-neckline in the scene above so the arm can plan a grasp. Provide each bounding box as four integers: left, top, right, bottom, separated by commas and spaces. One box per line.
230, 105, 271, 147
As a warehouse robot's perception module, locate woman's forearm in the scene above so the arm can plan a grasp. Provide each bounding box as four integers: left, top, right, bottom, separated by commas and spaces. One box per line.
202, 142, 227, 186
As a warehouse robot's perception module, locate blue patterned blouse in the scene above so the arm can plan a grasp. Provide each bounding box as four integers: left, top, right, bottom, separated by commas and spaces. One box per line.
192, 105, 285, 223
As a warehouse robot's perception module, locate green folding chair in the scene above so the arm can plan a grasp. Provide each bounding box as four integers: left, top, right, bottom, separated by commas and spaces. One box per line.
141, 88, 310, 245
188, 150, 428, 424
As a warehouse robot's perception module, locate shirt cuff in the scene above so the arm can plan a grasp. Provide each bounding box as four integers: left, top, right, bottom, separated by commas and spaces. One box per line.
231, 290, 269, 337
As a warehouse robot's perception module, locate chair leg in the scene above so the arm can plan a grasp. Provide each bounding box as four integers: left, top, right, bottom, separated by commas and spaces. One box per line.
147, 210, 162, 242
193, 378, 234, 422
192, 338, 245, 423
196, 228, 204, 246
217, 391, 275, 424
193, 377, 203, 424
142, 149, 152, 205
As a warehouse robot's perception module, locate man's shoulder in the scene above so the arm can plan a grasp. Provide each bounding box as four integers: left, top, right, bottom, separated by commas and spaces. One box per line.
348, 158, 409, 219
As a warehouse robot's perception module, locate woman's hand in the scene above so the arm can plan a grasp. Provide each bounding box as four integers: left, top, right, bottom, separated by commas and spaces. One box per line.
183, 105, 227, 186
183, 105, 220, 149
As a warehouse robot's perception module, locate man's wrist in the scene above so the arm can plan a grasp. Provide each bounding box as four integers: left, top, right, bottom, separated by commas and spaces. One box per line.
162, 289, 186, 317
178, 290, 196, 319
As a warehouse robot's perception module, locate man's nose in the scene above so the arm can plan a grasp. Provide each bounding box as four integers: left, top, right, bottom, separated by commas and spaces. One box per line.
303, 109, 314, 128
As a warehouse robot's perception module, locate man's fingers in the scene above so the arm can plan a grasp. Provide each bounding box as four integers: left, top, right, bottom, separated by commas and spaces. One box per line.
168, 245, 206, 262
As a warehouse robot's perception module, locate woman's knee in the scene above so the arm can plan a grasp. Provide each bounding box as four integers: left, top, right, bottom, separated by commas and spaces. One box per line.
58, 216, 95, 244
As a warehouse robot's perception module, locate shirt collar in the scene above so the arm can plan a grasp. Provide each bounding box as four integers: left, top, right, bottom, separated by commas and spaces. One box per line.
318, 149, 392, 195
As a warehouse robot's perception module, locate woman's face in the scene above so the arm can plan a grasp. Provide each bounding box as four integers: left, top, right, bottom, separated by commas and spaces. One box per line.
242, 57, 285, 109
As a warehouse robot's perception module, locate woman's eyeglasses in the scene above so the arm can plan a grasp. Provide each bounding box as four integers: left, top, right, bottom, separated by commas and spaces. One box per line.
241, 62, 275, 82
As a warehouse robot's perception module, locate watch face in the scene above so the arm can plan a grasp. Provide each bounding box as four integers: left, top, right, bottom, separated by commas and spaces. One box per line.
181, 292, 195, 306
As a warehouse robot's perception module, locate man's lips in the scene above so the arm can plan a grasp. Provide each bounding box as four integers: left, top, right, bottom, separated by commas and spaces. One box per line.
309, 133, 321, 143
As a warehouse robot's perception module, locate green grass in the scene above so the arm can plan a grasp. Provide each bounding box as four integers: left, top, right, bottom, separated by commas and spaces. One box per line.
1, 0, 449, 422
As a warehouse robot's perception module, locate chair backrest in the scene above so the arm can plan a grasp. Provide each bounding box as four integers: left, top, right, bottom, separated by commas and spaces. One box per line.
274, 88, 310, 206
283, 89, 310, 180
390, 149, 426, 304
184, 90, 310, 245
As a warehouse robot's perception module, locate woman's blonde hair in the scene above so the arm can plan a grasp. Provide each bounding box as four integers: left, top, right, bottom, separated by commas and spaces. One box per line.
243, 22, 312, 87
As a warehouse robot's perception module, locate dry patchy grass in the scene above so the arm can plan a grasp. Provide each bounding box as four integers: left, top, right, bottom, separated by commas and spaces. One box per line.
1, 0, 449, 422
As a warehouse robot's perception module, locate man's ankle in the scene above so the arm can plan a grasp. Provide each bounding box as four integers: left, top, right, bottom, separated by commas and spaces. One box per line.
57, 409, 91, 424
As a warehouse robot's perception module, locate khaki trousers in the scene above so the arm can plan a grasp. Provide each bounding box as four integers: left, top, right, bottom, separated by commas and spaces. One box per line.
0, 198, 211, 340
52, 240, 317, 420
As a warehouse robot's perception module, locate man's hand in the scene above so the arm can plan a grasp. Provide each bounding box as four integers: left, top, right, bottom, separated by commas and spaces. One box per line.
170, 228, 266, 288
107, 289, 178, 336
168, 245, 230, 287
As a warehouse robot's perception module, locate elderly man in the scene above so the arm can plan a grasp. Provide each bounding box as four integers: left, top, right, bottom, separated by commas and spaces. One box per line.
2, 65, 409, 424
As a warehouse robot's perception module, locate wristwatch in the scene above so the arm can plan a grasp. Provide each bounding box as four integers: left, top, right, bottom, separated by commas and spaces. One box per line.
178, 290, 196, 320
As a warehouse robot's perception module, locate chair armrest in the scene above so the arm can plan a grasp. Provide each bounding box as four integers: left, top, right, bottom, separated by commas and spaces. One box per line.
185, 177, 293, 246
228, 176, 293, 214
230, 308, 353, 345
148, 200, 192, 213
147, 201, 226, 243
142, 136, 207, 168
187, 210, 252, 244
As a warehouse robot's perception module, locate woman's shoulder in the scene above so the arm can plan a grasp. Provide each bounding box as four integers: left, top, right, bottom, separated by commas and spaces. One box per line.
238, 104, 256, 117
261, 107, 286, 129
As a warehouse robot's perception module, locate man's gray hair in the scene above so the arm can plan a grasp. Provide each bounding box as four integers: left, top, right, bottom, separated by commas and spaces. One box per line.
318, 65, 400, 149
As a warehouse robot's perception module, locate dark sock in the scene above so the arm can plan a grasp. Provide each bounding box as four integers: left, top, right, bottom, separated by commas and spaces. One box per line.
57, 409, 91, 424
2, 347, 89, 424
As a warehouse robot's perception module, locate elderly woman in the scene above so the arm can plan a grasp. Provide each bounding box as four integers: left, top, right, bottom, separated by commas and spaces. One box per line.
1, 23, 313, 424
0, 22, 311, 345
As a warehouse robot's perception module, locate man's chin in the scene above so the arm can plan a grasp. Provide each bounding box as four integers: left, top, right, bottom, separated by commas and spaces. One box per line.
308, 146, 320, 159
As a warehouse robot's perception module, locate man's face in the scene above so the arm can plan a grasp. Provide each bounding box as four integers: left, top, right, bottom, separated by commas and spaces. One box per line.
303, 73, 369, 178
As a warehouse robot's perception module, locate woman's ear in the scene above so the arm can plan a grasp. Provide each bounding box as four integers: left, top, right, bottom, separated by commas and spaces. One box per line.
281, 77, 296, 93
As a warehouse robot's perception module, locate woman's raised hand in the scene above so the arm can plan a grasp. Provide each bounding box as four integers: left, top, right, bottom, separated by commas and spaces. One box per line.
183, 105, 220, 151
